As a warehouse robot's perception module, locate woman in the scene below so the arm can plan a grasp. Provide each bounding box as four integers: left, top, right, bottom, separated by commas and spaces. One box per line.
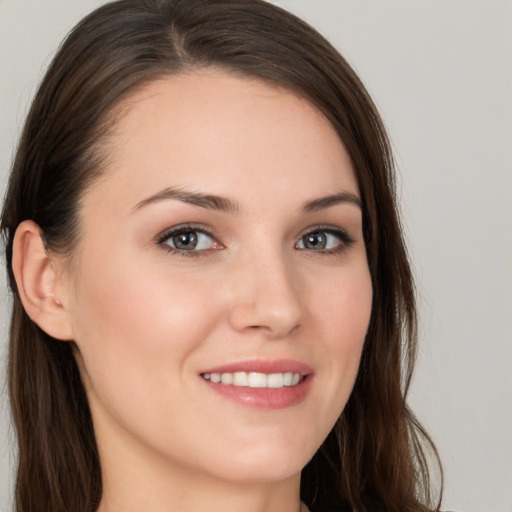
1, 1, 442, 511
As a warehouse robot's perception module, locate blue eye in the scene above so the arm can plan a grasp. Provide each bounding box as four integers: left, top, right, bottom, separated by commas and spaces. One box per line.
296, 228, 354, 252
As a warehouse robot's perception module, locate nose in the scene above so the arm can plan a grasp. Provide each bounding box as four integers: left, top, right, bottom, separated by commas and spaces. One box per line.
228, 252, 303, 339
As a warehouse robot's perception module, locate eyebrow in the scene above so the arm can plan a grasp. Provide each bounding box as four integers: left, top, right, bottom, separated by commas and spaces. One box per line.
301, 192, 362, 213
131, 187, 239, 213
131, 187, 361, 214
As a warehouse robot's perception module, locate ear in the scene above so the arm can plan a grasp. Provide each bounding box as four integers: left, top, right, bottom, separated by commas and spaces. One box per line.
12, 220, 75, 341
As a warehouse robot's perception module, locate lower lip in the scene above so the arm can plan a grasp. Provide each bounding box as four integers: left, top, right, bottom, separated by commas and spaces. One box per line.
201, 376, 313, 410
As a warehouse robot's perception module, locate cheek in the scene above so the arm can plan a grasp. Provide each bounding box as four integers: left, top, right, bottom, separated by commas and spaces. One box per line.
329, 274, 372, 354
69, 249, 224, 401
311, 255, 372, 346
308, 259, 372, 418
69, 251, 235, 461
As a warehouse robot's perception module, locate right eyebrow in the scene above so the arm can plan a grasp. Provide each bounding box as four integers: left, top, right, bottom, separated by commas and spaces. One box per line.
130, 187, 240, 214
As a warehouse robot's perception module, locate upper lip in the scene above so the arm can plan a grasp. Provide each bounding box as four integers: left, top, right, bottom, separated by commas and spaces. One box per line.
200, 359, 313, 376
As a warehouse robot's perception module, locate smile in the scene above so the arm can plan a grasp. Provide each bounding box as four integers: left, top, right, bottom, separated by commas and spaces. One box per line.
202, 371, 303, 388
199, 360, 313, 409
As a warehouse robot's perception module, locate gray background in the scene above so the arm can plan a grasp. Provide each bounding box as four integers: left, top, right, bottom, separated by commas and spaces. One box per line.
1, 1, 511, 511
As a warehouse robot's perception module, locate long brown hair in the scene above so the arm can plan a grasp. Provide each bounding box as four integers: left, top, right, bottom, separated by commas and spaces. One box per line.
1, 1, 442, 511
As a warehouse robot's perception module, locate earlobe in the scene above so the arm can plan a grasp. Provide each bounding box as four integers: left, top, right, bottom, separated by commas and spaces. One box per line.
12, 220, 74, 341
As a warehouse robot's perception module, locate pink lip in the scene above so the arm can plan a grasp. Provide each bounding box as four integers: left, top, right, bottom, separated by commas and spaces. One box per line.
199, 359, 314, 410
201, 359, 313, 375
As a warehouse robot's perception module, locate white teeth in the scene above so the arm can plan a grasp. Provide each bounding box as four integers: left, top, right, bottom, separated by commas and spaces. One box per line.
248, 372, 267, 388
221, 373, 233, 385
202, 371, 303, 388
233, 372, 249, 386
267, 373, 284, 388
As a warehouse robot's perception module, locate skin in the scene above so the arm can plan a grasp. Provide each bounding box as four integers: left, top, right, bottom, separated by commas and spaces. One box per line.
19, 70, 373, 512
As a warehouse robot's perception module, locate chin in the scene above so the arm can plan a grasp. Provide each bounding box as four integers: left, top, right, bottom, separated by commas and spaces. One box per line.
198, 439, 316, 484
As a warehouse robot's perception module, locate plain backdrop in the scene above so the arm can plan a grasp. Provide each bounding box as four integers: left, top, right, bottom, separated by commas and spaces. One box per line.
0, 1, 511, 511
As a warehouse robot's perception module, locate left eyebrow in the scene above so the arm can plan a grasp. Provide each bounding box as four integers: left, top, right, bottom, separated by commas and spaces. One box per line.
301, 192, 362, 213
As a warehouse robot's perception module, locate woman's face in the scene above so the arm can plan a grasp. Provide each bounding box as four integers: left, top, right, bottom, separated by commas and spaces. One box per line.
62, 70, 372, 486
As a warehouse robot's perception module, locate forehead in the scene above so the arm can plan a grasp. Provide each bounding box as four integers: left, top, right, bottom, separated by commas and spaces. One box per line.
87, 70, 358, 213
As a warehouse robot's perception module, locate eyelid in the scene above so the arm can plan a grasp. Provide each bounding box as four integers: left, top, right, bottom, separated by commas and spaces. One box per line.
156, 223, 214, 243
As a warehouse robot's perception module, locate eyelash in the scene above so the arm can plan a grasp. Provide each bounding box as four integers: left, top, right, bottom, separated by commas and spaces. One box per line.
157, 223, 220, 258
295, 225, 356, 255
156, 223, 356, 258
